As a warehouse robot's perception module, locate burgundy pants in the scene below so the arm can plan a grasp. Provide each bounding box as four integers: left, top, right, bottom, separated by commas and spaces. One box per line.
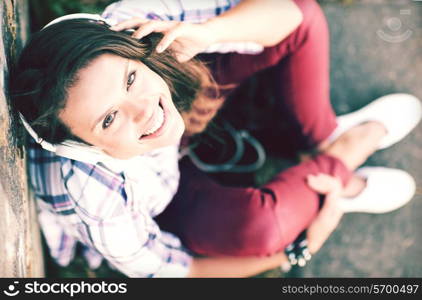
155, 0, 353, 256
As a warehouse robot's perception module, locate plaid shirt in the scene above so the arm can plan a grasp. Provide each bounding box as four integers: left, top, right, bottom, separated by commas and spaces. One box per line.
28, 139, 193, 277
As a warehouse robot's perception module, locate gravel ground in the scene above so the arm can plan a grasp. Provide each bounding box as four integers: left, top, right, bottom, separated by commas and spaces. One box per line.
264, 0, 422, 278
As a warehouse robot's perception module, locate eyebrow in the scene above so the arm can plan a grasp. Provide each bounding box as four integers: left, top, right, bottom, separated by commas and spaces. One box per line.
91, 59, 130, 132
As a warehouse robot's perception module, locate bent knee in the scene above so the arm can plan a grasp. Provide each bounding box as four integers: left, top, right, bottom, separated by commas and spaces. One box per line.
293, 0, 327, 26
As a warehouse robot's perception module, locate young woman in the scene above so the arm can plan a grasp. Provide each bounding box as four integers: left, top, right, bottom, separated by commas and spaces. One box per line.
11, 0, 421, 277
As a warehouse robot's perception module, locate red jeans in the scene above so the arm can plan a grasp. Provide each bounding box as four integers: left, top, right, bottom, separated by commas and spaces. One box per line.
155, 0, 353, 256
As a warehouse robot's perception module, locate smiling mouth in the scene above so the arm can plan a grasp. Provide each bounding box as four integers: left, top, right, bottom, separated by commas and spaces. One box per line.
139, 100, 166, 140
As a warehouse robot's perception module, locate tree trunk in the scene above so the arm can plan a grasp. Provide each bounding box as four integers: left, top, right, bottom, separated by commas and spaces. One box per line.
0, 0, 44, 277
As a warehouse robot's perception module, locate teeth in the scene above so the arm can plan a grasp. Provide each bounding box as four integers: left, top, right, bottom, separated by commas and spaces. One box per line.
143, 106, 164, 136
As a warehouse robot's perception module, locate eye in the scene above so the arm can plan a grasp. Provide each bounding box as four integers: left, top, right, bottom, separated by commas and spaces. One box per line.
102, 111, 117, 129
127, 71, 136, 91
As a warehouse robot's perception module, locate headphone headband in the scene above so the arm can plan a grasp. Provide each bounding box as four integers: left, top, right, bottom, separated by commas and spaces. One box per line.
42, 13, 116, 29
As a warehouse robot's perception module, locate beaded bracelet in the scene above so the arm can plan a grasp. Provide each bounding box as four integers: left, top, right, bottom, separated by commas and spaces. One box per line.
282, 230, 312, 271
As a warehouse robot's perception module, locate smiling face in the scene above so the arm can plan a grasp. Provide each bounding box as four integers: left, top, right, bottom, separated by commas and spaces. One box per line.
59, 53, 185, 159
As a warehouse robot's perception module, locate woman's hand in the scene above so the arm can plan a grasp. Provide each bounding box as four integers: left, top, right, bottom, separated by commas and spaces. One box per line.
111, 18, 217, 62
306, 173, 344, 254
307, 173, 343, 207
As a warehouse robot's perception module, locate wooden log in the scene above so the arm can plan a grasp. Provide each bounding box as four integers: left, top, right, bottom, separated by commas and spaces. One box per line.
0, 0, 44, 277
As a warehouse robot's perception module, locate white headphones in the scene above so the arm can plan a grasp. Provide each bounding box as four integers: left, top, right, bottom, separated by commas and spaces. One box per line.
19, 13, 123, 165
19, 112, 120, 165
43, 13, 116, 28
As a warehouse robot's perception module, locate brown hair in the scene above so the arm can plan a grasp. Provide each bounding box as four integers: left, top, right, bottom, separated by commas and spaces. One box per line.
10, 19, 218, 144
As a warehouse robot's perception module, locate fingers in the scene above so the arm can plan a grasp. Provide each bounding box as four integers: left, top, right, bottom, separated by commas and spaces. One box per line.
167, 41, 196, 62
156, 24, 182, 53
110, 19, 203, 61
132, 20, 175, 40
110, 18, 182, 53
175, 52, 192, 63
110, 17, 149, 31
307, 173, 339, 194
111, 18, 177, 42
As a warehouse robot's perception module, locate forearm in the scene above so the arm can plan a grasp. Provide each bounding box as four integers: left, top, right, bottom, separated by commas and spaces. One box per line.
204, 0, 303, 47
307, 203, 343, 254
187, 252, 288, 277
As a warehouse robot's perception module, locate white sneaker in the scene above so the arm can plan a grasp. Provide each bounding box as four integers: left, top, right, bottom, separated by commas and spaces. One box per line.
339, 167, 416, 214
328, 93, 422, 150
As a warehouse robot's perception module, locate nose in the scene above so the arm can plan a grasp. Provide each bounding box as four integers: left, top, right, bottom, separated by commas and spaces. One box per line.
124, 96, 156, 125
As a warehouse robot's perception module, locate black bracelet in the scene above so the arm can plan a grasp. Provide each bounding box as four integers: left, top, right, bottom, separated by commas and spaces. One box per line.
284, 230, 312, 268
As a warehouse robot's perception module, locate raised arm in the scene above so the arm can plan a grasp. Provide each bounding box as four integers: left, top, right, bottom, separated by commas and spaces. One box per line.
110, 0, 303, 62
203, 0, 303, 47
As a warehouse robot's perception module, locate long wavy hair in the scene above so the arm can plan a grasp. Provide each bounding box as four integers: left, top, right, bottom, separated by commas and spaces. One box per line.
10, 19, 218, 145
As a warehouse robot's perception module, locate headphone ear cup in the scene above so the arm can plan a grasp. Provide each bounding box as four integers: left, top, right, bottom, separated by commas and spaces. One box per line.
55, 141, 108, 165
20, 112, 104, 164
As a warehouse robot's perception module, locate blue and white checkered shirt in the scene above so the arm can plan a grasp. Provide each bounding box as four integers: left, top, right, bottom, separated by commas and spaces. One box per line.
29, 139, 194, 277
